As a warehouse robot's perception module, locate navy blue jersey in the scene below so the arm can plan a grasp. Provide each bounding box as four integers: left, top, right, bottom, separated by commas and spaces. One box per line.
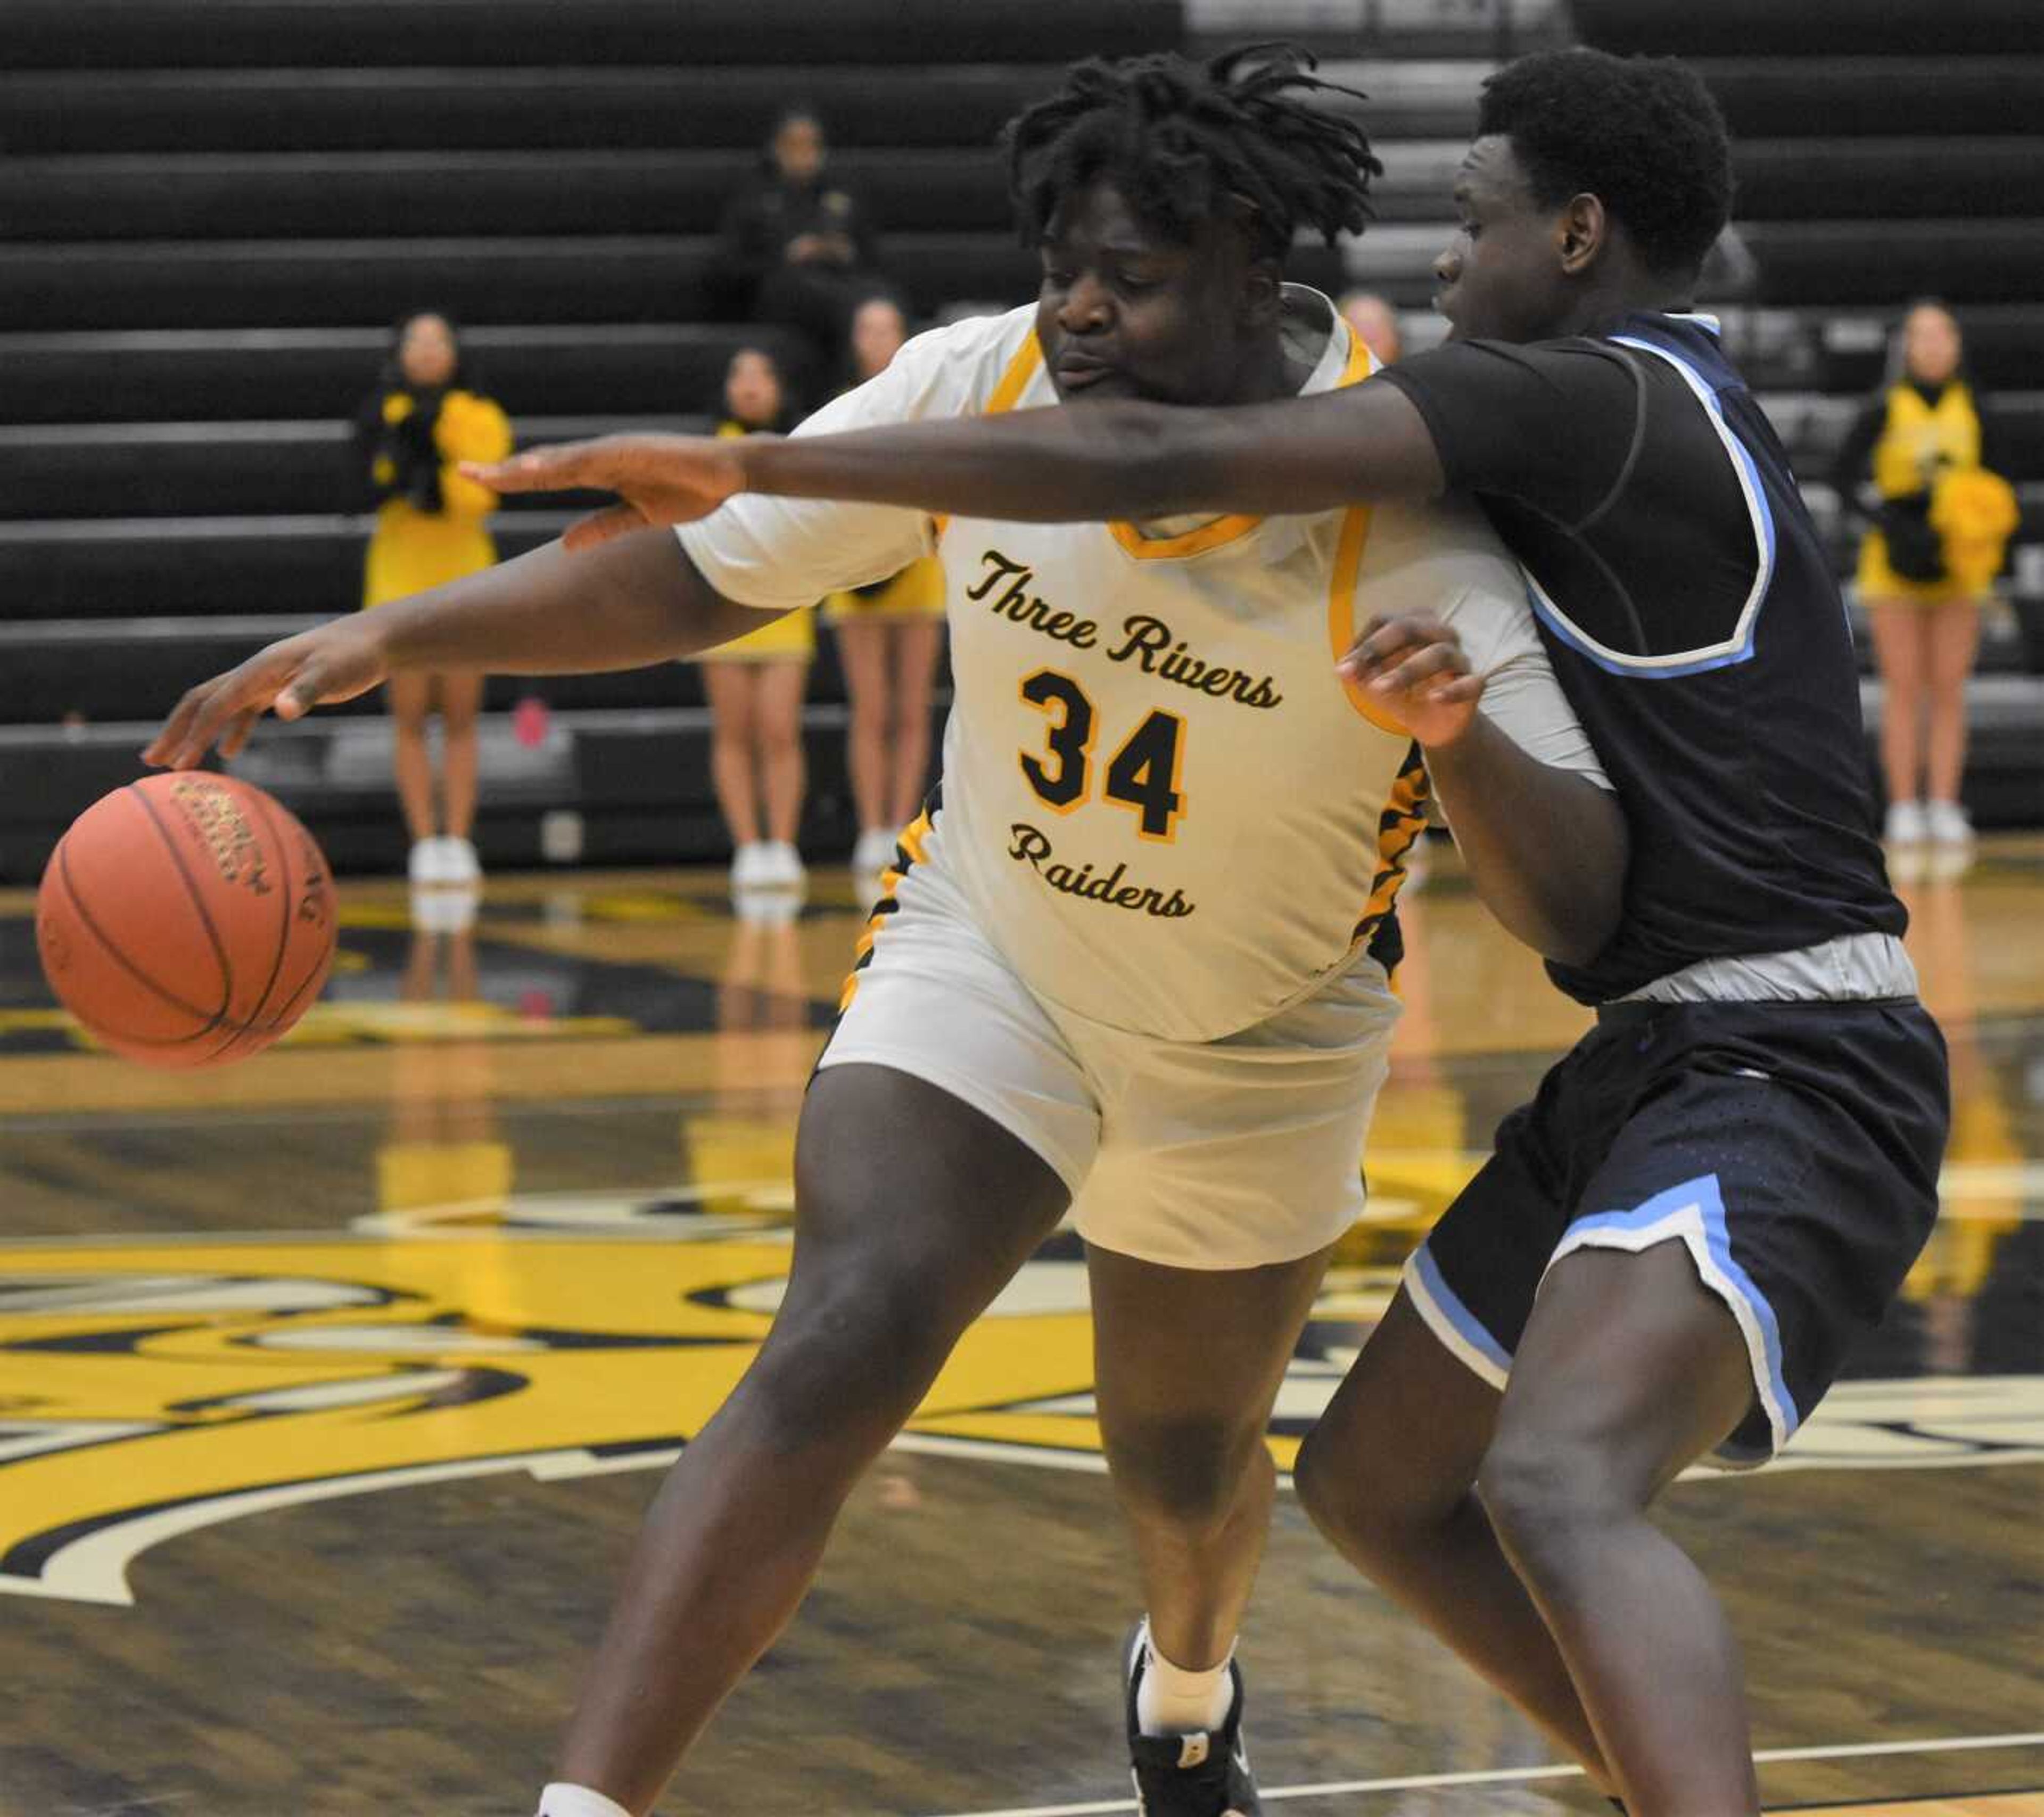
1381, 311, 1906, 1005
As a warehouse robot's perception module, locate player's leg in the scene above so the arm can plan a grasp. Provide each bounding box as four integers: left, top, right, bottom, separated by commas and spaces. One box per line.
551, 1063, 1071, 1814
886, 615, 944, 828
1090, 1244, 1330, 1676
1292, 1286, 1613, 1788
1922, 594, 1981, 813
1478, 1241, 1759, 1815
1867, 600, 1930, 813
1486, 1000, 1948, 1815
834, 615, 891, 838
700, 662, 762, 849
1074, 952, 1402, 1813
436, 668, 484, 845
386, 670, 436, 843
754, 658, 810, 848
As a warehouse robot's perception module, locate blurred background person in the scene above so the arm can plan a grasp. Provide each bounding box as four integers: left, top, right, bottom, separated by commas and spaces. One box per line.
822, 294, 947, 889
357, 310, 513, 887
699, 347, 813, 892
1337, 287, 1403, 365
1835, 300, 2017, 851
712, 106, 886, 392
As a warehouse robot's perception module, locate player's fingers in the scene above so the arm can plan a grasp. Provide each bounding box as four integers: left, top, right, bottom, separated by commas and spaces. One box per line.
1369, 643, 1466, 696
1421, 673, 1486, 706
562, 503, 653, 553
277, 645, 382, 718
1337, 628, 1420, 680
216, 708, 263, 762
144, 683, 217, 768
1340, 615, 1457, 678
177, 667, 277, 763
461, 441, 610, 494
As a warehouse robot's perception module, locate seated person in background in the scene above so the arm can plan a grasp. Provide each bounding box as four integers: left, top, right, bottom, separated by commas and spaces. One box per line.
698, 347, 813, 892
713, 108, 886, 388
356, 310, 512, 888
823, 294, 949, 886
1337, 287, 1403, 365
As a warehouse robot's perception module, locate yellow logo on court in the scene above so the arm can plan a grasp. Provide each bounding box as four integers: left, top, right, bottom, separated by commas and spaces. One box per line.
2, 1182, 2038, 1608
0, 1188, 1119, 1607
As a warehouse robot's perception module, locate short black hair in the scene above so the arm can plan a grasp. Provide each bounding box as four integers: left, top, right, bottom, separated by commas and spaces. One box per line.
1478, 48, 1732, 278
1005, 42, 1382, 261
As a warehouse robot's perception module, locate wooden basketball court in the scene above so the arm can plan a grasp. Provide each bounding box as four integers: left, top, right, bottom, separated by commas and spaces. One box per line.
1, 838, 2037, 1815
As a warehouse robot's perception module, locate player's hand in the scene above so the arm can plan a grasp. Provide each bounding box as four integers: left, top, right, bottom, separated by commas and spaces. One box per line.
1337, 613, 1485, 749
145, 616, 391, 769
465, 433, 748, 552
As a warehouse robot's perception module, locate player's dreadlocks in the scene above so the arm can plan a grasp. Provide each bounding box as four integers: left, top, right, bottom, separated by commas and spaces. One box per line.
1478, 48, 1732, 278
1004, 43, 1382, 261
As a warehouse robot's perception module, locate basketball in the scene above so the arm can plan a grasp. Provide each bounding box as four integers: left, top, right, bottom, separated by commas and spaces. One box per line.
35, 774, 337, 1070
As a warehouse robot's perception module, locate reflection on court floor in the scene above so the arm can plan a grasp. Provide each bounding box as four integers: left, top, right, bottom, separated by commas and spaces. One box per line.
0, 843, 2037, 1814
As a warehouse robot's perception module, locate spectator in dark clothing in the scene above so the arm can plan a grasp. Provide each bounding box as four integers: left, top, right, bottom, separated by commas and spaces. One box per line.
713, 109, 886, 386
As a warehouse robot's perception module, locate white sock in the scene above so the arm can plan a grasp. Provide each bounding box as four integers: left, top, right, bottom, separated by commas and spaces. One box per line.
537, 1784, 633, 1817
1135, 1625, 1237, 1737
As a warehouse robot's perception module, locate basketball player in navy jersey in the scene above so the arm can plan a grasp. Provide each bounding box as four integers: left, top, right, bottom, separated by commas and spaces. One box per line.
478, 48, 1950, 1815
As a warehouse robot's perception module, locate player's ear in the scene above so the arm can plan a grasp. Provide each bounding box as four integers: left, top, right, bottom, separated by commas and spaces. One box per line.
1239, 257, 1285, 330
1557, 192, 1608, 276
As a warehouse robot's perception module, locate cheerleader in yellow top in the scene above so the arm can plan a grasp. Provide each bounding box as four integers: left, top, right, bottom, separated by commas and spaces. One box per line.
822, 297, 947, 883
1834, 301, 2018, 850
698, 348, 814, 890
358, 311, 514, 886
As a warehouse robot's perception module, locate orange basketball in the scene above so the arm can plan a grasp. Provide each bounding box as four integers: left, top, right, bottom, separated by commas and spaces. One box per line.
36, 773, 338, 1070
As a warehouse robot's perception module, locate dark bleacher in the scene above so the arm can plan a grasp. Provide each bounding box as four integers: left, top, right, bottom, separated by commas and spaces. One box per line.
1570, 0, 2044, 829
0, 0, 1182, 69
0, 326, 807, 425
4, 1, 2040, 882
0, 0, 1183, 879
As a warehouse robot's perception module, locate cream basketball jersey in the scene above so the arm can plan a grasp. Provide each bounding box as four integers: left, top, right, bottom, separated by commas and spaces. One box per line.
680, 292, 1603, 1041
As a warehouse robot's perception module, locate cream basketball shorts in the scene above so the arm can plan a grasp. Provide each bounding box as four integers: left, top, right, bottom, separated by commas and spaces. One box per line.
816, 814, 1402, 1270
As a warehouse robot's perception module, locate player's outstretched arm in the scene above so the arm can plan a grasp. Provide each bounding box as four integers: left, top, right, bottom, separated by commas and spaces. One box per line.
1346, 616, 1627, 967
750, 380, 1447, 520
146, 530, 774, 769
469, 383, 1445, 531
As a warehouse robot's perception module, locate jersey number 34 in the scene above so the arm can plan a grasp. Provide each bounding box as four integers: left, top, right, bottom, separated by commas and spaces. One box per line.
1018, 667, 1186, 843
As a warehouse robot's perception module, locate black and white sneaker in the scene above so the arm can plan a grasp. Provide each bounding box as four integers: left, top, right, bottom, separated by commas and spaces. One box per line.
1124, 1622, 1262, 1817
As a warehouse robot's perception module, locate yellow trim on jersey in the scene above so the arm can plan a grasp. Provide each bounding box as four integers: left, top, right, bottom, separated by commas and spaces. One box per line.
1113, 328, 1379, 563
986, 332, 1046, 416
934, 331, 1048, 544
1108, 513, 1264, 561
1329, 506, 1406, 733
1358, 747, 1431, 937
838, 805, 936, 1012
1321, 334, 1398, 727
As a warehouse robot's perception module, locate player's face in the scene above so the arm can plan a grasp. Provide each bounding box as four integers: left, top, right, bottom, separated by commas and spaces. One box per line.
399, 315, 458, 389
1035, 180, 1264, 407
1434, 135, 1572, 344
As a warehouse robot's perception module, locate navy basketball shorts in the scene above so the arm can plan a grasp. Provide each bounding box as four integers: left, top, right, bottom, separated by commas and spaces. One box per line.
1405, 997, 1950, 1467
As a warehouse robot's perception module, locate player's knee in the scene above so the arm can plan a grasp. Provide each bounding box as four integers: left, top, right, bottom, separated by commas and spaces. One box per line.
1109, 1413, 1261, 1542
1292, 1421, 1373, 1545
1477, 1424, 1622, 1572
1295, 1424, 1444, 1557
747, 1265, 945, 1454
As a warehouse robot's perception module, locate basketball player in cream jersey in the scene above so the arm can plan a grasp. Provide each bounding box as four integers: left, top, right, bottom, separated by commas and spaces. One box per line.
148, 49, 1626, 1817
